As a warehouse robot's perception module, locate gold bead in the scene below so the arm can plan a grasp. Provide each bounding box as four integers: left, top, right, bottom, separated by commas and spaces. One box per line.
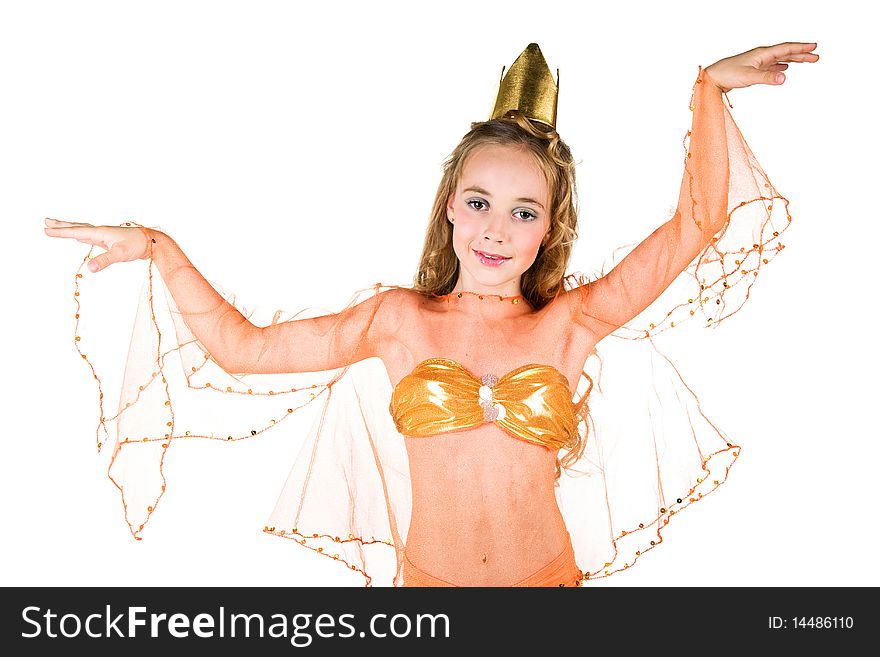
75, 336, 81, 341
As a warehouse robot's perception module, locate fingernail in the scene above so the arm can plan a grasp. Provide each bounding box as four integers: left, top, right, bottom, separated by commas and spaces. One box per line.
776, 73, 785, 83
88, 262, 97, 272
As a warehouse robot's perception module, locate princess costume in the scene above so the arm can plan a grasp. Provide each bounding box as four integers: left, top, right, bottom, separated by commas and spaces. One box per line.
64, 44, 791, 586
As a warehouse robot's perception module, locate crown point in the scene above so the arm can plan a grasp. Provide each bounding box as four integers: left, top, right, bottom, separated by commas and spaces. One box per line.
490, 43, 558, 130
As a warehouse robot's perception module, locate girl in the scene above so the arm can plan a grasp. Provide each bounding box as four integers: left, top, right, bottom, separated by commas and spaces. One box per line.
44, 41, 818, 587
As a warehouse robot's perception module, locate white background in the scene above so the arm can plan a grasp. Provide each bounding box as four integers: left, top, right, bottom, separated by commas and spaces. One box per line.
2, 0, 876, 587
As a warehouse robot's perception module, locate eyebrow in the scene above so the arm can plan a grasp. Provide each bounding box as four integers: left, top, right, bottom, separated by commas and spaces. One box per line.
462, 186, 545, 210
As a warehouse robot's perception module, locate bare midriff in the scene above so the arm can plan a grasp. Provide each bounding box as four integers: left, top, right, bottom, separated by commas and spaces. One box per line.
402, 422, 570, 586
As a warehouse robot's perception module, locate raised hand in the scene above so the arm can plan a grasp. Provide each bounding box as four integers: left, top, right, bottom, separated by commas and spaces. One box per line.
43, 217, 151, 272
704, 42, 819, 93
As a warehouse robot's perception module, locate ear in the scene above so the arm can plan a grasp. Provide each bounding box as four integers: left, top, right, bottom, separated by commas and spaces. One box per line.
446, 194, 455, 223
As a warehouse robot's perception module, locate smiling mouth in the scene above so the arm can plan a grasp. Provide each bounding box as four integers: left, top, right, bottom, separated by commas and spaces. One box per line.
474, 249, 511, 265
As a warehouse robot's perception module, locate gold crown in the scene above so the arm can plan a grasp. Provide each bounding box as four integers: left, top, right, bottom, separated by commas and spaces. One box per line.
490, 43, 559, 130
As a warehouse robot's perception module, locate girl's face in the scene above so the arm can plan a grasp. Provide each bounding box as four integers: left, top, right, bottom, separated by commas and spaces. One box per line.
446, 143, 551, 298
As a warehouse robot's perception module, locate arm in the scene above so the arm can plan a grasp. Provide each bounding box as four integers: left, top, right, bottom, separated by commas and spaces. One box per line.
44, 218, 391, 376
575, 69, 727, 341
145, 228, 390, 375
575, 42, 819, 342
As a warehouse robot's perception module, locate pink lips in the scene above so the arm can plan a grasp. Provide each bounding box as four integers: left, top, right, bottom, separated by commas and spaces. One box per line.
474, 249, 511, 267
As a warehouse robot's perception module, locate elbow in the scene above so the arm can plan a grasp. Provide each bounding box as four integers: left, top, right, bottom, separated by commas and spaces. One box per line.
217, 322, 260, 376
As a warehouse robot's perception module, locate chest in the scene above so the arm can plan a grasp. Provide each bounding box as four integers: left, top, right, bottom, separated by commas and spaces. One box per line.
381, 301, 597, 394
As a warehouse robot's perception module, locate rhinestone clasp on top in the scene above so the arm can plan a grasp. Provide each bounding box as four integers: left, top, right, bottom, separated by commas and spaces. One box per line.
478, 373, 506, 421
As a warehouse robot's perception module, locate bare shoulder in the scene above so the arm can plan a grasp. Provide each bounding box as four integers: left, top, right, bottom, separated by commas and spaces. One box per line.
543, 281, 605, 340
368, 286, 423, 332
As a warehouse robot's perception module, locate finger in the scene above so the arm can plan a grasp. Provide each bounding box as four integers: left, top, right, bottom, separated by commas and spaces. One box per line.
45, 217, 92, 227
769, 41, 818, 54
44, 225, 98, 242
88, 252, 110, 273
759, 42, 818, 65
774, 53, 820, 63
87, 242, 127, 273
754, 42, 819, 68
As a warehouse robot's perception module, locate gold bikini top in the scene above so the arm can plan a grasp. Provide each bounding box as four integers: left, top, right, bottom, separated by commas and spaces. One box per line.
389, 357, 579, 450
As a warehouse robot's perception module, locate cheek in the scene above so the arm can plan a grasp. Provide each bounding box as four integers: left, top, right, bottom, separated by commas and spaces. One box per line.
518, 229, 546, 255
451, 217, 480, 244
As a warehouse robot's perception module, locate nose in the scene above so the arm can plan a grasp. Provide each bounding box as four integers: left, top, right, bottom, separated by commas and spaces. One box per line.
482, 211, 507, 243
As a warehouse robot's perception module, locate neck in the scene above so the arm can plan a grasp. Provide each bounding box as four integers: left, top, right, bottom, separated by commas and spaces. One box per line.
431, 288, 532, 319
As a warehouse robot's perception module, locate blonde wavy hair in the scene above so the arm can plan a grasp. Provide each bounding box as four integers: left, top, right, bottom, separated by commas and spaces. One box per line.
413, 110, 592, 480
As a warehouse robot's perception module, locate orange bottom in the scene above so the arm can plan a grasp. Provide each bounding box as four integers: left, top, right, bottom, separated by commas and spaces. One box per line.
402, 535, 584, 587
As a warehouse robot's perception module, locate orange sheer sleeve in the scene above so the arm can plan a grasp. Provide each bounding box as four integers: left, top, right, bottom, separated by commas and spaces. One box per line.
554, 65, 790, 580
